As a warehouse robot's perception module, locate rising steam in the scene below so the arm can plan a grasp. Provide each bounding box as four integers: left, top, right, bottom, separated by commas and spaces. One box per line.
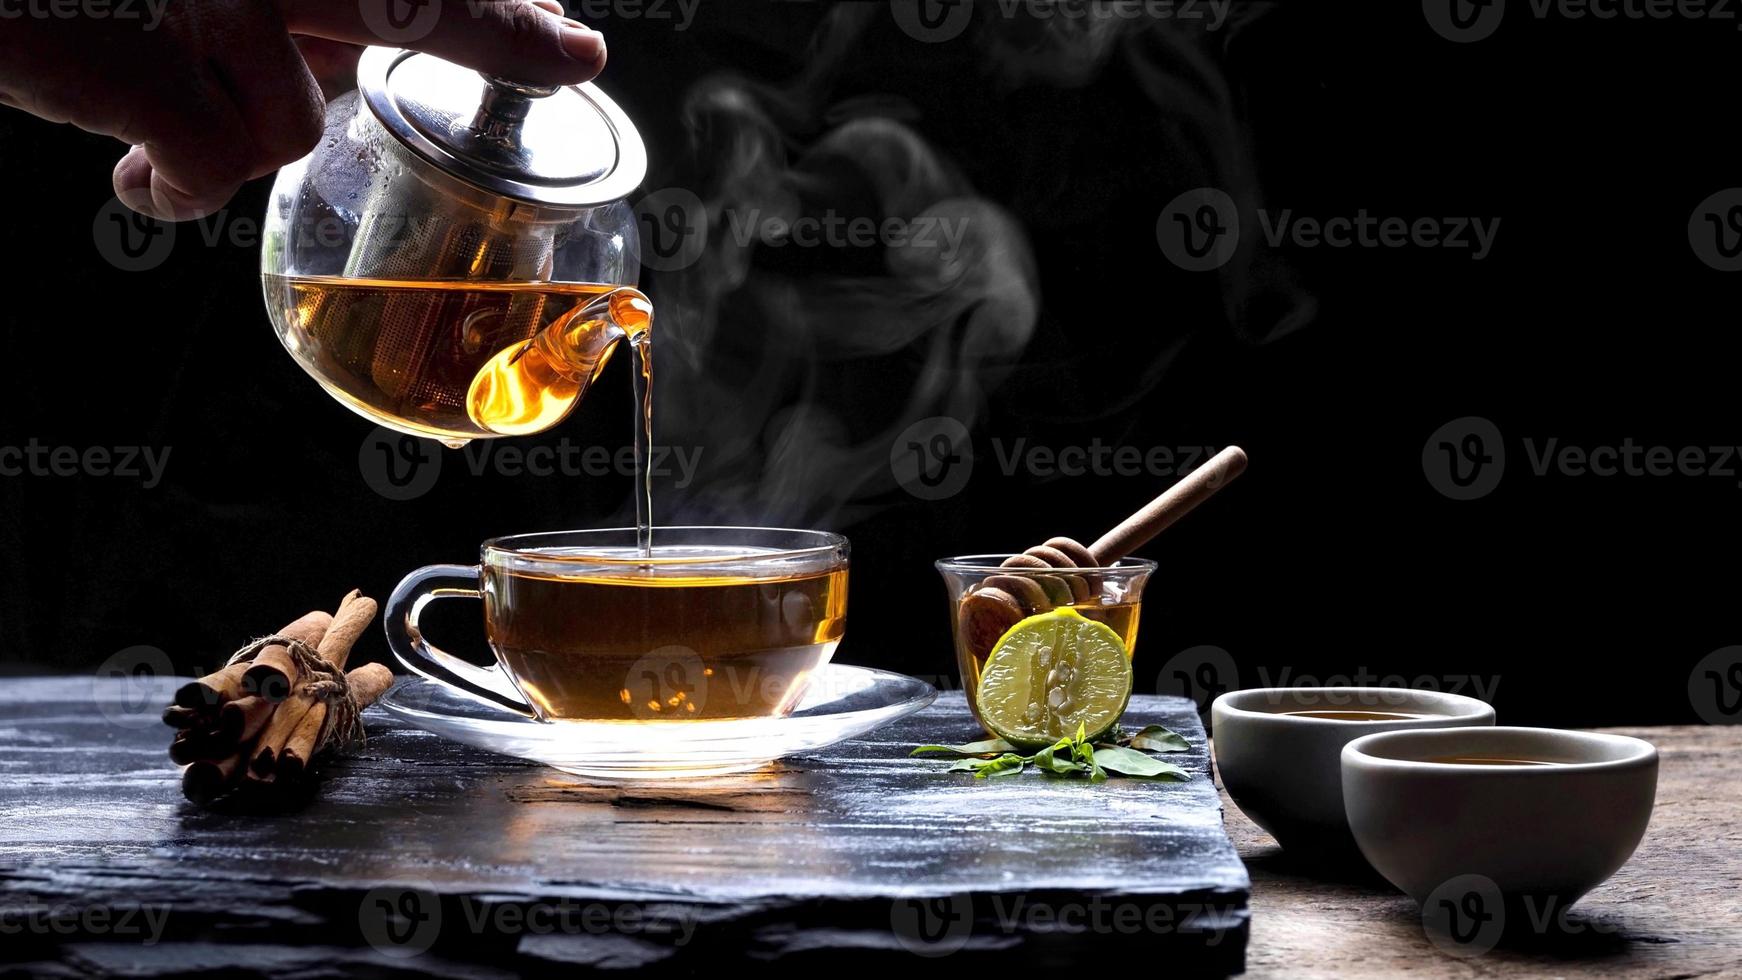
640, 2, 1308, 528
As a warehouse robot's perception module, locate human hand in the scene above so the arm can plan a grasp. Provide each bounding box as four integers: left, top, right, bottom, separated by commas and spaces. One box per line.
0, 0, 606, 220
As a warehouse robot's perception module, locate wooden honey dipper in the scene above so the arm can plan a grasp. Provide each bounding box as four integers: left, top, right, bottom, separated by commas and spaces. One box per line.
958, 446, 1248, 659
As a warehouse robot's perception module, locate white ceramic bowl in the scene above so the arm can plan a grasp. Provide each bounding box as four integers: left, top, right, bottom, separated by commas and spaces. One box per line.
1211, 687, 1495, 855
1342, 727, 1657, 906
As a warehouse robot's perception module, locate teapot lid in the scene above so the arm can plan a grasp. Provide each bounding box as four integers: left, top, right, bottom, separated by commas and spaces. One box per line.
358, 46, 646, 209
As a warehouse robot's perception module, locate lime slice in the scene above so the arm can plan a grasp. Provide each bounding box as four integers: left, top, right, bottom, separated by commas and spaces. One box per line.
976, 608, 1133, 750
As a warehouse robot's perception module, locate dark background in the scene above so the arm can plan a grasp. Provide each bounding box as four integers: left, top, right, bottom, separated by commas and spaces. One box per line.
1, 2, 1736, 728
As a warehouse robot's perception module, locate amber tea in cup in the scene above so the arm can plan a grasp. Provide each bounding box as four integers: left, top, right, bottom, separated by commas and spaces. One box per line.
387, 528, 849, 722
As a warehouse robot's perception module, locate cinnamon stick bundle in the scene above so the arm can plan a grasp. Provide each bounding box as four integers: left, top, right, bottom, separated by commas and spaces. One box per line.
164, 592, 394, 805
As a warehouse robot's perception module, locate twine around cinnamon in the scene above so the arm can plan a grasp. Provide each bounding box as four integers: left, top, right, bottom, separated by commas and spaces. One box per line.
224, 634, 365, 754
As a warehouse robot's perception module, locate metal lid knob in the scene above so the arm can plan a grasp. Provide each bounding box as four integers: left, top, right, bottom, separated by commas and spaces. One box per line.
471, 75, 562, 151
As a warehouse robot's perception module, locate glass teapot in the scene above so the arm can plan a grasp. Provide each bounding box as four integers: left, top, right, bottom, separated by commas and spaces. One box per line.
261, 47, 651, 447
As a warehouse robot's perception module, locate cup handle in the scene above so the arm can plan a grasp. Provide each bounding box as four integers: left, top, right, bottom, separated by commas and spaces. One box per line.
384, 563, 537, 719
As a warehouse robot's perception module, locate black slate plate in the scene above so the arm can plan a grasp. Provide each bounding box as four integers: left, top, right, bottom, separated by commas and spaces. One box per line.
0, 678, 1249, 976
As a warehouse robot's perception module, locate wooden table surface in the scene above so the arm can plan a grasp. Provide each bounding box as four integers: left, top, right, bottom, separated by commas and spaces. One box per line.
1220, 723, 1742, 979
0, 678, 1249, 977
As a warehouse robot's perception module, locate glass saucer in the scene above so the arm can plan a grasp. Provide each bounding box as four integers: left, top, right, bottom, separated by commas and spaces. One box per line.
376, 665, 937, 780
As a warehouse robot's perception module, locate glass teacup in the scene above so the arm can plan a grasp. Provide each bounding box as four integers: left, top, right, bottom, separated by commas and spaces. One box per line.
387, 528, 849, 722
936, 555, 1155, 728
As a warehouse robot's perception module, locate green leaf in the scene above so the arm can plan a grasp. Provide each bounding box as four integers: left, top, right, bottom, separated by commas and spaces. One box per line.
1090, 745, 1191, 780
912, 738, 1016, 758
946, 753, 1028, 778
1034, 737, 1089, 776
916, 721, 1189, 784
974, 754, 1028, 779
1069, 733, 1105, 782
1121, 725, 1190, 753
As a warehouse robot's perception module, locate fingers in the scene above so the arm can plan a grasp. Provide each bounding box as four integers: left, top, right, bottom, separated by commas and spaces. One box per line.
109, 65, 256, 221
213, 6, 328, 182
294, 37, 367, 101
283, 0, 606, 86
112, 6, 326, 220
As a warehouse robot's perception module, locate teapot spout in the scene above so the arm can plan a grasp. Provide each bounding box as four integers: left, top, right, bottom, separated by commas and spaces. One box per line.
465, 286, 652, 437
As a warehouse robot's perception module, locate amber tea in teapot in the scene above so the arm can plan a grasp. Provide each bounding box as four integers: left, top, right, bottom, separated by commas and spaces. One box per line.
262, 47, 652, 447
266, 275, 650, 445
